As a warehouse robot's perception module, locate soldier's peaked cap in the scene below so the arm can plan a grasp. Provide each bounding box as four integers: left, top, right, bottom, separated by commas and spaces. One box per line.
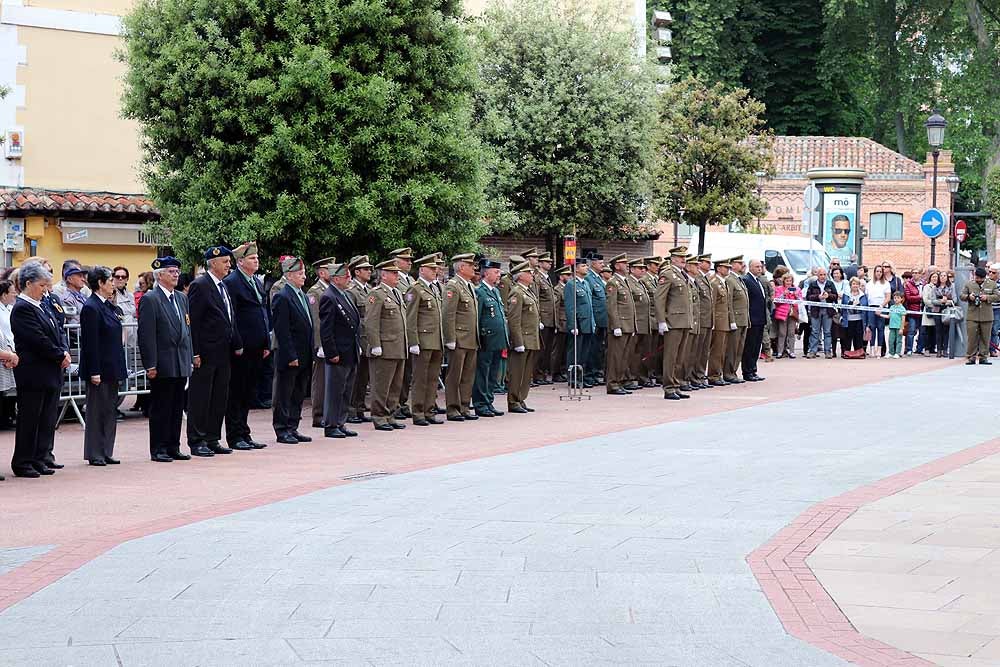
389, 248, 413, 260
374, 259, 402, 272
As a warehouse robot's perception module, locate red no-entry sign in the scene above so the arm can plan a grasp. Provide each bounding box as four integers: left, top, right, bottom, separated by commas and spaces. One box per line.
955, 219, 967, 243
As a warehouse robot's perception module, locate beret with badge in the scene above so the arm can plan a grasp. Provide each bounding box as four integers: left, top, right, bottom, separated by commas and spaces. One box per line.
280, 255, 304, 273
151, 256, 181, 270
231, 241, 258, 260
203, 245, 231, 261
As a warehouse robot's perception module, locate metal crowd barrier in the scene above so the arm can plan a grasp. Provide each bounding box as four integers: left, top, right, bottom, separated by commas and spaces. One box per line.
57, 322, 148, 428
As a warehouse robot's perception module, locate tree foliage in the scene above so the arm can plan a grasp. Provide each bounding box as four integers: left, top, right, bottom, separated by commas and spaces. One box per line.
651, 77, 773, 254
119, 0, 485, 267
469, 0, 658, 241
985, 166, 1000, 229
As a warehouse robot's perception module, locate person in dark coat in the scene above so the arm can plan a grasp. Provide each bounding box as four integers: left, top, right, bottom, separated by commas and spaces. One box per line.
565, 258, 596, 388
271, 256, 314, 444
187, 246, 244, 456
318, 262, 362, 438
10, 261, 71, 478
224, 241, 270, 450
138, 256, 194, 463
80, 266, 127, 466
740, 259, 768, 382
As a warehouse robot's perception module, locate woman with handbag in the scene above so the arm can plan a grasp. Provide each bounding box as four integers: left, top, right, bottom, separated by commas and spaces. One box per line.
934, 273, 956, 357
773, 273, 800, 358
841, 278, 870, 356
921, 272, 940, 355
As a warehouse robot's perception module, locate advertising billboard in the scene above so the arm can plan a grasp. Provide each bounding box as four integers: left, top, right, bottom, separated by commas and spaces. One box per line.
822, 192, 857, 261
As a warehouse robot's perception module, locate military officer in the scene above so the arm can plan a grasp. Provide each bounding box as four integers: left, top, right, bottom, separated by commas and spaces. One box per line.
500, 255, 525, 305
306, 257, 336, 427
404, 254, 445, 425
724, 256, 750, 383
534, 251, 555, 384
389, 248, 415, 419
520, 249, 542, 299
506, 261, 541, 413
682, 255, 706, 391
961, 267, 999, 364
565, 258, 596, 388
583, 254, 607, 385
708, 258, 736, 385
473, 259, 508, 417
654, 247, 694, 400
365, 259, 408, 431
604, 253, 637, 395
346, 255, 373, 423
550, 265, 571, 382
443, 253, 480, 421
641, 257, 662, 384
694, 254, 715, 387
626, 259, 651, 389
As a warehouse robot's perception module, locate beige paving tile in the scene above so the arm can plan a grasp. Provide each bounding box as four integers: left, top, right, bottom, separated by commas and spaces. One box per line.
838, 510, 907, 531
944, 593, 1000, 614
918, 528, 1000, 548
914, 653, 1000, 667
827, 526, 936, 544
812, 570, 954, 594
810, 539, 876, 557
909, 560, 1000, 578
806, 554, 929, 574
849, 625, 992, 657
817, 583, 960, 611
856, 542, 994, 563
955, 613, 1000, 635
841, 604, 977, 633
935, 576, 1000, 598
972, 636, 1000, 660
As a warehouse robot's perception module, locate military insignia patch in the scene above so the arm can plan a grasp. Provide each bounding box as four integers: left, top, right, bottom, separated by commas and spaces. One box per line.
447, 290, 454, 298
212, 248, 220, 257
406, 292, 414, 302
309, 296, 316, 304
368, 295, 376, 304
153, 260, 161, 269
511, 296, 517, 304
185, 313, 191, 326
53, 303, 63, 313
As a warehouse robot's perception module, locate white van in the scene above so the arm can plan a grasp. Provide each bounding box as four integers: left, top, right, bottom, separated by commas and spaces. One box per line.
686, 231, 832, 284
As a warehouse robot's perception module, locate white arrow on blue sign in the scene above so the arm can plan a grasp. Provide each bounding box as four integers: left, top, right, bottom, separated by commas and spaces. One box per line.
919, 208, 948, 239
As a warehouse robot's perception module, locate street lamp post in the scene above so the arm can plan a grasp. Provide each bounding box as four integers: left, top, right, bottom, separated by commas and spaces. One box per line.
754, 170, 767, 233
925, 110, 947, 265
946, 174, 961, 268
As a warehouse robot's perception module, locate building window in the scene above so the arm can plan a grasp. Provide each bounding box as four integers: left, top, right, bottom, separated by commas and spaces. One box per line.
677, 222, 697, 237
869, 212, 903, 241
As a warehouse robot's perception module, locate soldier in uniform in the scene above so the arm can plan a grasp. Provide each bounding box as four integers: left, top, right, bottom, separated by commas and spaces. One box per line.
306, 257, 336, 428
654, 247, 694, 400
627, 258, 651, 389
961, 267, 999, 364
724, 256, 750, 384
506, 260, 541, 413
604, 253, 637, 395
684, 254, 711, 390
534, 251, 555, 384
695, 254, 714, 387
565, 258, 596, 387
443, 253, 480, 421
365, 259, 408, 431
550, 265, 571, 382
583, 254, 607, 385
346, 256, 373, 423
708, 258, 736, 386
473, 259, 508, 417
389, 248, 415, 419
641, 257, 662, 385
404, 254, 445, 426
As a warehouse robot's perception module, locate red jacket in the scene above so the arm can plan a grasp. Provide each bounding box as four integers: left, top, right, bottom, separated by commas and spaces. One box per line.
903, 279, 922, 312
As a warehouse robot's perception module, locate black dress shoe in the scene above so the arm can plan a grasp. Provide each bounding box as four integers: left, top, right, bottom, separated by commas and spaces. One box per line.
89, 460, 106, 466
664, 392, 682, 400
44, 461, 64, 470
324, 427, 346, 438
191, 444, 216, 456
230, 441, 254, 451
208, 443, 233, 454
490, 408, 505, 416
37, 467, 55, 475
522, 405, 535, 412
678, 393, 691, 399
247, 440, 267, 449
428, 417, 443, 425
340, 426, 358, 437
726, 378, 745, 384
607, 388, 629, 395
413, 418, 430, 426
623, 382, 640, 390
169, 451, 191, 460
14, 469, 40, 477
434, 407, 446, 415
447, 415, 466, 422
390, 422, 406, 430
276, 434, 299, 444
509, 406, 528, 414
583, 382, 595, 389
981, 360, 993, 365
679, 384, 694, 392
374, 423, 394, 432
462, 413, 479, 420
346, 416, 364, 424
966, 359, 977, 365
312, 421, 325, 429
474, 410, 495, 417
709, 380, 727, 387
292, 432, 312, 442
104, 457, 121, 465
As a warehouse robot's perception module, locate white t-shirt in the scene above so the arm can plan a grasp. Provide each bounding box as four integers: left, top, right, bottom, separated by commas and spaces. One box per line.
866, 280, 891, 308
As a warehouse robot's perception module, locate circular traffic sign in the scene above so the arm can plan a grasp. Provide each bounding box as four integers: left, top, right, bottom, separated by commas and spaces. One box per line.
919, 208, 948, 239
955, 219, 968, 242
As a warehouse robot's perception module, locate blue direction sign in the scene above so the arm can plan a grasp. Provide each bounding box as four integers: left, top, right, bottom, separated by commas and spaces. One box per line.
919, 208, 948, 239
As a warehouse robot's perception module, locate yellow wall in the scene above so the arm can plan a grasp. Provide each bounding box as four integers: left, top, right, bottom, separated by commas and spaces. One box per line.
25, 0, 134, 17
13, 216, 156, 284
16, 26, 143, 193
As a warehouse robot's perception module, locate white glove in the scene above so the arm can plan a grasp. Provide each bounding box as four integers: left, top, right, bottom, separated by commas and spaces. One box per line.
539, 322, 545, 330
409, 345, 420, 355
514, 345, 525, 353
571, 329, 579, 335
730, 323, 737, 331
445, 341, 456, 350
316, 346, 324, 358
613, 328, 622, 337
657, 322, 668, 335
371, 346, 383, 357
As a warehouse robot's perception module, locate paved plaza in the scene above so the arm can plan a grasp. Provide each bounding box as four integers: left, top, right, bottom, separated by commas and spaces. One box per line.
0, 358, 997, 666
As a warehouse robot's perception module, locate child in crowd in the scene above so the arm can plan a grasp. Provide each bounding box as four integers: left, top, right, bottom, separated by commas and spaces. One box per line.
887, 291, 907, 359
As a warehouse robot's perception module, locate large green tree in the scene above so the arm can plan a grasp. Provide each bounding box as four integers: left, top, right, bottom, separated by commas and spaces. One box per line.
469, 0, 658, 245
119, 0, 485, 267
652, 77, 773, 254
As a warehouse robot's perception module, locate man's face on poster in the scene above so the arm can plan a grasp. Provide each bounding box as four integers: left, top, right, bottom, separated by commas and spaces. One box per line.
831, 216, 851, 249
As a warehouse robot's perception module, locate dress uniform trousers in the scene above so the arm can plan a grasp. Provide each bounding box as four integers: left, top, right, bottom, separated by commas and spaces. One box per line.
349, 357, 369, 418
606, 333, 632, 391
662, 329, 689, 392
473, 349, 502, 413
311, 350, 325, 425
708, 330, 729, 382
550, 332, 567, 379
397, 357, 413, 416
410, 350, 443, 422
370, 357, 404, 426
272, 361, 311, 437
226, 349, 264, 446
323, 360, 357, 429
508, 349, 536, 408
695, 329, 712, 382
630, 333, 650, 383
566, 332, 592, 386
586, 327, 606, 383
535, 327, 554, 380
84, 381, 118, 462
724, 325, 748, 380
188, 358, 230, 446
445, 348, 477, 417
968, 320, 992, 360
148, 377, 186, 458
13, 387, 61, 473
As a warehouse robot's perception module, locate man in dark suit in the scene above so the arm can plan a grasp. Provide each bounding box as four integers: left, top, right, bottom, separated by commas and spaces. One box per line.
740, 259, 768, 382
271, 256, 314, 444
319, 262, 362, 438
224, 241, 270, 450
138, 256, 195, 463
9, 261, 71, 478
187, 246, 243, 456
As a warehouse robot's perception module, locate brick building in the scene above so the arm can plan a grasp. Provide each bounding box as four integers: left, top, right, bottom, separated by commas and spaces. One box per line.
656, 137, 957, 272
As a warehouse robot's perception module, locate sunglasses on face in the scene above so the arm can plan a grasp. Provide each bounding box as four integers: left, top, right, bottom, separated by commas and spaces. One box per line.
833, 228, 850, 235
113, 274, 128, 279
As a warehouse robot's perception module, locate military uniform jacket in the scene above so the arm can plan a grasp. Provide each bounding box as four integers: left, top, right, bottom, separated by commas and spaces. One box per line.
697, 273, 714, 332
641, 273, 658, 331
686, 274, 702, 335
710, 274, 734, 330
364, 283, 408, 359
347, 279, 371, 353
306, 279, 328, 349
606, 273, 637, 334
565, 277, 596, 334
404, 279, 443, 351
476, 282, 509, 352
443, 276, 480, 349
397, 272, 415, 291
654, 265, 693, 329
726, 272, 750, 327
554, 281, 568, 332
584, 270, 608, 327
535, 269, 555, 327
499, 273, 513, 305
961, 279, 1000, 321
626, 275, 650, 335
507, 283, 541, 351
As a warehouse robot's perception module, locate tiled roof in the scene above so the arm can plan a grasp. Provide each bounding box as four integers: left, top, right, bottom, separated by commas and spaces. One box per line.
772, 136, 924, 179
0, 188, 159, 218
